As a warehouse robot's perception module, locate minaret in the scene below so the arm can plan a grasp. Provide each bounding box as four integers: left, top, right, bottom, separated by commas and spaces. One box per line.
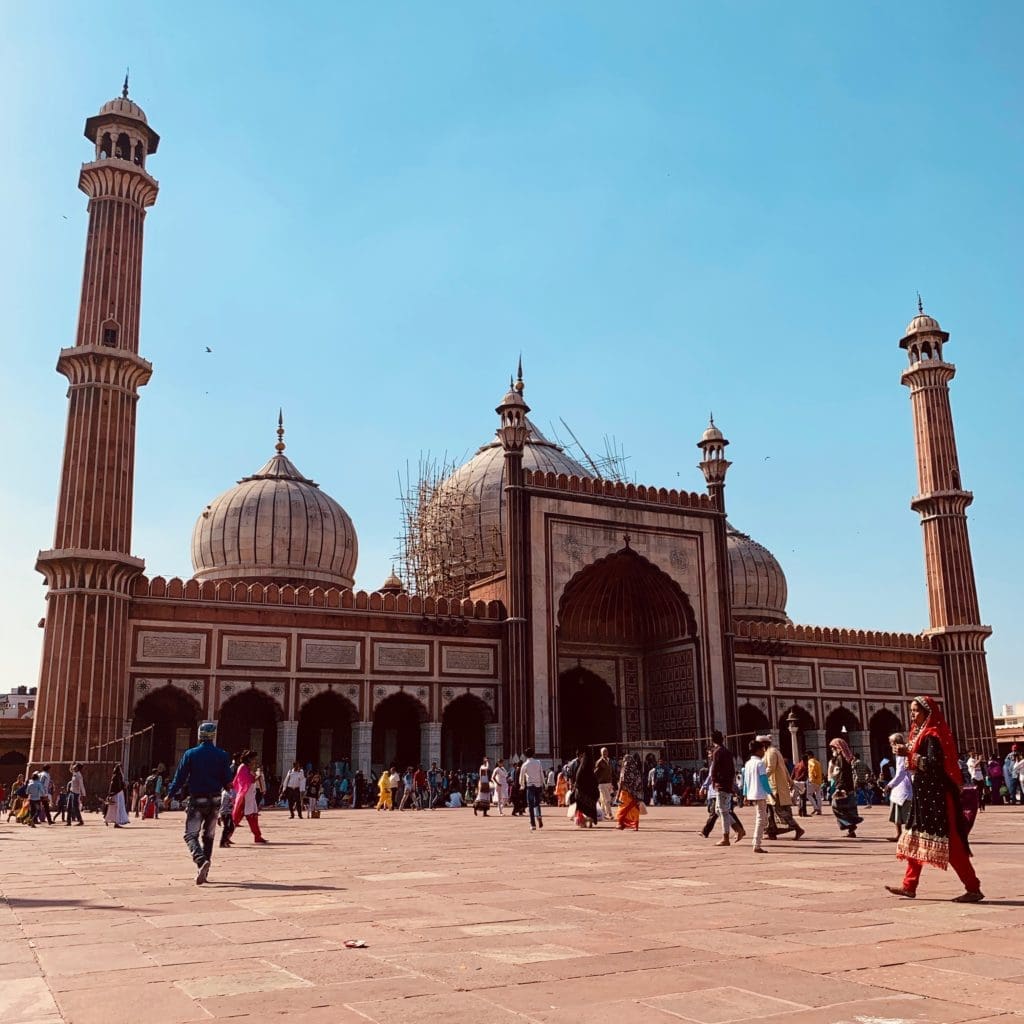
497, 360, 532, 758
697, 416, 737, 734
900, 301, 994, 749
31, 84, 160, 779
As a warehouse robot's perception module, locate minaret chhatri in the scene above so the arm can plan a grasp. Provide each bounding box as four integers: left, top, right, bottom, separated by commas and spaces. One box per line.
31, 81, 160, 779
900, 300, 995, 750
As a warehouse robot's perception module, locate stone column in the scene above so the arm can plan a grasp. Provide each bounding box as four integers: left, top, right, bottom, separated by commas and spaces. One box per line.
420, 722, 442, 768
485, 723, 503, 765
277, 719, 298, 779
351, 721, 372, 778
804, 730, 826, 759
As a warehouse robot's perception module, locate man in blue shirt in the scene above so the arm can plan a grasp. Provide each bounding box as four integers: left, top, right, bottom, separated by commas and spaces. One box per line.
165, 721, 234, 885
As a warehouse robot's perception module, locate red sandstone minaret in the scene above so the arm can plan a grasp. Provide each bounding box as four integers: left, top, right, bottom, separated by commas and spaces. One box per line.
31, 81, 159, 777
900, 300, 995, 750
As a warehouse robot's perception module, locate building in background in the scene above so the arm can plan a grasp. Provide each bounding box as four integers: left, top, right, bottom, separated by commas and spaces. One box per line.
1, 688, 35, 785
29, 90, 997, 789
995, 702, 1024, 755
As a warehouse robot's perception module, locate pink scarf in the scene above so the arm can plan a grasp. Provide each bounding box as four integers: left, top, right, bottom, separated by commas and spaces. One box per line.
232, 763, 255, 824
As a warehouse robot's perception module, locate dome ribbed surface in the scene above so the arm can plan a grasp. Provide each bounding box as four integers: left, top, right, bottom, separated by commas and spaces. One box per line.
98, 96, 148, 123
191, 452, 357, 588
726, 523, 789, 623
423, 419, 592, 593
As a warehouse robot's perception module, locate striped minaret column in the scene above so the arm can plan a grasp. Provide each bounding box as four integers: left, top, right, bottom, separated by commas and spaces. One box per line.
899, 302, 994, 751
31, 86, 160, 786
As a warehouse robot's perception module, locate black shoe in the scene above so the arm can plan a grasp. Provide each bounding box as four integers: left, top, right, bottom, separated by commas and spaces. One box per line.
538, 818, 543, 829
952, 891, 984, 903
196, 859, 211, 885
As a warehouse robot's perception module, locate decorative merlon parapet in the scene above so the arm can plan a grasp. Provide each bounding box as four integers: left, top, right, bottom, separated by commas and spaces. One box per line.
734, 618, 934, 651
131, 575, 505, 620
523, 469, 712, 510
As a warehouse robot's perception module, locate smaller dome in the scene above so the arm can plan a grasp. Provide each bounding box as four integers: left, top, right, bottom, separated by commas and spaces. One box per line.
702, 422, 724, 443
904, 313, 942, 336
379, 569, 405, 595
726, 523, 789, 623
98, 96, 148, 124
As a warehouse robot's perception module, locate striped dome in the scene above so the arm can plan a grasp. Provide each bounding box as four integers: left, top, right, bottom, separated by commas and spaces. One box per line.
191, 449, 357, 589
421, 419, 592, 593
726, 523, 789, 623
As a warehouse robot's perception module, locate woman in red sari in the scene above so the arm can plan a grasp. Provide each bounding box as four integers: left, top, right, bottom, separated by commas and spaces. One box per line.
233, 751, 268, 844
886, 696, 982, 902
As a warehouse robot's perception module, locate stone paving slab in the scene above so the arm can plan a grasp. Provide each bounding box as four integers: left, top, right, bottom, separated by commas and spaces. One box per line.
1, 804, 1022, 1023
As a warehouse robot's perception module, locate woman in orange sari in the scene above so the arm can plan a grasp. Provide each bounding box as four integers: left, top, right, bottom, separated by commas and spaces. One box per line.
615, 753, 644, 831
554, 771, 569, 807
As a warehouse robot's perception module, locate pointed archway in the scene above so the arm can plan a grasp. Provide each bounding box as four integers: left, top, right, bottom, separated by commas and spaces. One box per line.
869, 708, 905, 776
825, 705, 861, 744
372, 692, 427, 770
737, 703, 771, 759
218, 688, 282, 770
130, 685, 202, 778
556, 546, 700, 760
441, 695, 490, 771
297, 691, 357, 769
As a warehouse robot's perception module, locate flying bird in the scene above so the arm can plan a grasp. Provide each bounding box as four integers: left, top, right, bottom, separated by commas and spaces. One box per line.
205, 346, 212, 353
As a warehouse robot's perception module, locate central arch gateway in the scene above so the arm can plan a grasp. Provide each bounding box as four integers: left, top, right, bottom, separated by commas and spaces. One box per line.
553, 546, 702, 760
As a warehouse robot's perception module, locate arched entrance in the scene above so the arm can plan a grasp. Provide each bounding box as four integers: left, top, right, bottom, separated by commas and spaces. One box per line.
0, 749, 28, 787
825, 705, 861, 744
441, 695, 489, 770
777, 705, 815, 765
297, 691, 356, 769
218, 688, 281, 771
737, 703, 771, 758
556, 546, 699, 761
372, 693, 426, 770
869, 708, 904, 777
557, 667, 617, 759
130, 686, 202, 778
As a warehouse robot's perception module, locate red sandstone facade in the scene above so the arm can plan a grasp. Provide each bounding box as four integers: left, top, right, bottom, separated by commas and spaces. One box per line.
28, 93, 996, 786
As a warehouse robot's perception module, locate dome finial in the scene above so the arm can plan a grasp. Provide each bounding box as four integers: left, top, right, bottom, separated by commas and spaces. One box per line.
122, 68, 130, 100
275, 408, 286, 453
917, 291, 924, 315
709, 410, 715, 427
515, 355, 524, 394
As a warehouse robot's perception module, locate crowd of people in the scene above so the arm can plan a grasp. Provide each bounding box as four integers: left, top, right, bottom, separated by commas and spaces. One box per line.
2, 696, 1009, 901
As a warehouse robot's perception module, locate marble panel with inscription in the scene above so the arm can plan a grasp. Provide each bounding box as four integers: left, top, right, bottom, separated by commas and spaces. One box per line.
375, 643, 429, 672
864, 669, 900, 694
223, 637, 286, 667
301, 639, 360, 669
138, 631, 205, 665
735, 662, 767, 687
775, 664, 813, 689
441, 646, 494, 676
905, 671, 940, 695
820, 667, 857, 692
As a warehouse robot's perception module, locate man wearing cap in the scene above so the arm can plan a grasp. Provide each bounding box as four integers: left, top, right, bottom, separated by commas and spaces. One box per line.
759, 734, 805, 841
165, 722, 234, 885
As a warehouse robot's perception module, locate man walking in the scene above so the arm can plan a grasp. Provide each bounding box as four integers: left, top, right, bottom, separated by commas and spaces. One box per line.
709, 731, 742, 847
742, 739, 771, 853
281, 762, 306, 819
492, 759, 509, 815
37, 764, 54, 824
519, 747, 545, 831
595, 747, 614, 821
165, 721, 234, 885
66, 763, 86, 826
761, 734, 805, 841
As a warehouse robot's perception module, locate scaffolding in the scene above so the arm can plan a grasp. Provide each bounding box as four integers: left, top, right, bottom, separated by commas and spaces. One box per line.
549, 419, 632, 484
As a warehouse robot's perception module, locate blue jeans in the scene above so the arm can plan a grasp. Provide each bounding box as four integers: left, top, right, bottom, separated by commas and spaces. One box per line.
526, 785, 543, 826
183, 797, 218, 866
65, 792, 83, 824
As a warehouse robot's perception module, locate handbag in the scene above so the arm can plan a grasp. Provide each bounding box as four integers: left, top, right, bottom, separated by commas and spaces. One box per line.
638, 801, 648, 815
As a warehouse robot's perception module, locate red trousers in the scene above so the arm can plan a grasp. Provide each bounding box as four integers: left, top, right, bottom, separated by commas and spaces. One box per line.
242, 813, 263, 841
902, 796, 980, 895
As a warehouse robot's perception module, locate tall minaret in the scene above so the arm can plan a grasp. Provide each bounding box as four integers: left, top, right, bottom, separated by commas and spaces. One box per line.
31, 83, 159, 778
497, 361, 532, 759
900, 301, 994, 750
697, 416, 737, 735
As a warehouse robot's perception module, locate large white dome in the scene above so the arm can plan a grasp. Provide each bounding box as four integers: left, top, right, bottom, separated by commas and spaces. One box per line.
726, 523, 788, 623
191, 442, 357, 589
420, 419, 592, 594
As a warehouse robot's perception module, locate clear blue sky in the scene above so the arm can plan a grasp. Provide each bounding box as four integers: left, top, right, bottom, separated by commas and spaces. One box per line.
1, 3, 1021, 707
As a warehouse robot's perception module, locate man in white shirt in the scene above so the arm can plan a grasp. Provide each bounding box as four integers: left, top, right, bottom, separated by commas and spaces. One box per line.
66, 762, 86, 826
281, 762, 306, 819
742, 739, 771, 853
492, 759, 509, 815
38, 765, 54, 825
883, 732, 913, 841
595, 747, 615, 821
519, 748, 545, 831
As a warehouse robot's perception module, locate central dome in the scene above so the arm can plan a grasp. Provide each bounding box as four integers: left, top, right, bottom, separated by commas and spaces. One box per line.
191, 426, 357, 589
726, 523, 788, 623
420, 418, 592, 594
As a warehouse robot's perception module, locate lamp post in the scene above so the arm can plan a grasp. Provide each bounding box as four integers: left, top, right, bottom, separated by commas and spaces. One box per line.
786, 710, 801, 767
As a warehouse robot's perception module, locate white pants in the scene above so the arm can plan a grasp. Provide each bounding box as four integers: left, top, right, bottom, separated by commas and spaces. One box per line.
751, 798, 767, 849
806, 782, 822, 813
598, 783, 614, 820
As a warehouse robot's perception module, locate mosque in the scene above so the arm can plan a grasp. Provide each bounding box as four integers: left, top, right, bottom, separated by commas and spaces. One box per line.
29, 89, 996, 787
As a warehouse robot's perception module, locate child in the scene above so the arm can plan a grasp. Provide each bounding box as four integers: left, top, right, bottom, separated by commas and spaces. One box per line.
218, 783, 235, 847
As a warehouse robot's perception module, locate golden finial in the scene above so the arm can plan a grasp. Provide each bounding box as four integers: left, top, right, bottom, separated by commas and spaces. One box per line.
275, 408, 286, 453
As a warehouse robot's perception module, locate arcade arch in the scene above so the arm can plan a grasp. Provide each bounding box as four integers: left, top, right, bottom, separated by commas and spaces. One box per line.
218, 688, 282, 772
372, 692, 427, 770
869, 707, 905, 776
441, 694, 491, 771
825, 705, 861, 744
297, 691, 356, 769
130, 685, 202, 779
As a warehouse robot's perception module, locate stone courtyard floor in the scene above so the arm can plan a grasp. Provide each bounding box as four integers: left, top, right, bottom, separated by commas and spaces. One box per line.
1, 803, 1022, 1024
